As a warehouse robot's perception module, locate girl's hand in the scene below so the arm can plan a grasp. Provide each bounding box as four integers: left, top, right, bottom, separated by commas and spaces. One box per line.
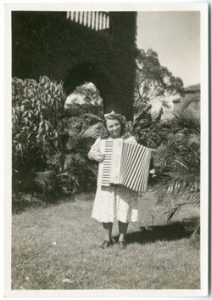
149, 169, 156, 178
94, 152, 105, 163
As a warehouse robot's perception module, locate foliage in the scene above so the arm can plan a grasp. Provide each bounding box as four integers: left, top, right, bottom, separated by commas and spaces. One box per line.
134, 49, 184, 114
134, 107, 200, 225
133, 50, 200, 228
153, 111, 200, 203
12, 76, 65, 162
12, 76, 105, 202
12, 76, 66, 195
133, 103, 170, 148
65, 82, 103, 108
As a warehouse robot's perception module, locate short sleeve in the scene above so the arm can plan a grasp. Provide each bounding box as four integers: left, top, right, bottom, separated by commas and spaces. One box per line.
90, 137, 101, 151
88, 137, 102, 160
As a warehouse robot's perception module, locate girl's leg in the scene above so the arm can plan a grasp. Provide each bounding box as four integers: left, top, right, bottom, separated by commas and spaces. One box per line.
102, 222, 113, 242
118, 221, 128, 242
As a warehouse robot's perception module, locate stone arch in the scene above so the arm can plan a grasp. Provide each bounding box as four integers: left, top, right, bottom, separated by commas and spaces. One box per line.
63, 61, 119, 114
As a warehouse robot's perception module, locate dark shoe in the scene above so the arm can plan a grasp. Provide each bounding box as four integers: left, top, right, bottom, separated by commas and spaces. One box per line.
111, 237, 116, 245
118, 240, 127, 250
99, 240, 112, 249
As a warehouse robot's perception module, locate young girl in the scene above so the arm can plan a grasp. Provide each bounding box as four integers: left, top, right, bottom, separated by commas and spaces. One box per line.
88, 111, 139, 250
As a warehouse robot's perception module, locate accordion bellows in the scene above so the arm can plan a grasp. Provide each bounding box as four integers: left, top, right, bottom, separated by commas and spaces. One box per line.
97, 139, 151, 192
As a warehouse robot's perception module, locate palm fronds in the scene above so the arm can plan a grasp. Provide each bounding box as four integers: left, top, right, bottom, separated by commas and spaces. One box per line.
135, 107, 200, 224
171, 111, 200, 133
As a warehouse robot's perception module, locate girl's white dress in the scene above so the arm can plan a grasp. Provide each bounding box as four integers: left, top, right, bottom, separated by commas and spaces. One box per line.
88, 135, 139, 223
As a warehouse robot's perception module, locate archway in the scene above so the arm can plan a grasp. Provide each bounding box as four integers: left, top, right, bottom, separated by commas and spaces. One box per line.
64, 82, 103, 109
63, 61, 120, 116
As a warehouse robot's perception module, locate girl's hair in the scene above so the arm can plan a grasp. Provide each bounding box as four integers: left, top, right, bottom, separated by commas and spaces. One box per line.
103, 112, 127, 137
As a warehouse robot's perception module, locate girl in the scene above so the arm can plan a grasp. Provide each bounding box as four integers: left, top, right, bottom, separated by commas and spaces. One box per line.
88, 111, 139, 250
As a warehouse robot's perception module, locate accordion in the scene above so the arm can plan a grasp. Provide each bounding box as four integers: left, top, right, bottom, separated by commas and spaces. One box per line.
97, 138, 151, 192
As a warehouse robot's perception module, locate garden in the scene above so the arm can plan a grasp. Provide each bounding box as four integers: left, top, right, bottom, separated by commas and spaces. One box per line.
12, 49, 200, 289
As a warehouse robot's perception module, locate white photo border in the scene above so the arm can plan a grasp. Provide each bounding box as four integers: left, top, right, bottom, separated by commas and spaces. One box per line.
3, 1, 209, 298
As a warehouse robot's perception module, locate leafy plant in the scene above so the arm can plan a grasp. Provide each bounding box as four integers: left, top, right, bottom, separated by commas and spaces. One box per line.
153, 111, 200, 201
12, 76, 66, 198
12, 76, 105, 203
134, 107, 200, 230
12, 76, 65, 164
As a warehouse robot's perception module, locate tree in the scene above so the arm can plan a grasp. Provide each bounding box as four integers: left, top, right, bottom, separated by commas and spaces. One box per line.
64, 82, 103, 108
134, 49, 184, 118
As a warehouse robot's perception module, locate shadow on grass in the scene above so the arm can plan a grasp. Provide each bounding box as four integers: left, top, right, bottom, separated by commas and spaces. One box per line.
12, 194, 76, 214
116, 219, 199, 244
12, 192, 96, 214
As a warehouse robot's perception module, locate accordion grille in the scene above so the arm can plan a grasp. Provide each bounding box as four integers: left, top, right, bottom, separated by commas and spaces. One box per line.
97, 139, 151, 192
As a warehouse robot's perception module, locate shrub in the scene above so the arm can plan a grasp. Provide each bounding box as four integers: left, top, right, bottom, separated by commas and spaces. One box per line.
12, 76, 104, 203
12, 76, 65, 195
133, 107, 200, 225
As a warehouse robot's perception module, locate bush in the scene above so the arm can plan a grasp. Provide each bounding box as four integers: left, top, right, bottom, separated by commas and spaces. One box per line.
133, 107, 200, 223
12, 76, 105, 204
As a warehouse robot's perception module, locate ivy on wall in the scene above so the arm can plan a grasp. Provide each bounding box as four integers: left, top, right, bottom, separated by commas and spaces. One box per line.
12, 11, 137, 120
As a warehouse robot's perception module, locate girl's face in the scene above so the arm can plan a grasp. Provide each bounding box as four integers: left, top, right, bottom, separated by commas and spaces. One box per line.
106, 118, 122, 138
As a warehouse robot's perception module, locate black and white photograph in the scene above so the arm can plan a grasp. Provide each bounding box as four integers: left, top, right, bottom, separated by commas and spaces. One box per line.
3, 1, 209, 297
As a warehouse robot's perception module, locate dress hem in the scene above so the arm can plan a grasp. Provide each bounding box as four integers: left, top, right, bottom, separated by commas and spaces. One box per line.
91, 216, 138, 223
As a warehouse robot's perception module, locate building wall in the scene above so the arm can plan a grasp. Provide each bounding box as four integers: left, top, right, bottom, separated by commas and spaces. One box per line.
12, 11, 137, 120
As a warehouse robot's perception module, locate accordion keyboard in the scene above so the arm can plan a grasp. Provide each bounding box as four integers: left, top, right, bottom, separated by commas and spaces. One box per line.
98, 139, 113, 186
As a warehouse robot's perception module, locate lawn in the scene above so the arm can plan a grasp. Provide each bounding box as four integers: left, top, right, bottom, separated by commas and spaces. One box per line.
12, 192, 200, 290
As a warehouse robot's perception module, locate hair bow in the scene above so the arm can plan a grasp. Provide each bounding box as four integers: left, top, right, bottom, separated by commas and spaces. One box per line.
104, 111, 116, 118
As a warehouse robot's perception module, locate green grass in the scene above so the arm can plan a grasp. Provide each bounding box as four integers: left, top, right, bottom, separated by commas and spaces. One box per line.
12, 192, 200, 290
